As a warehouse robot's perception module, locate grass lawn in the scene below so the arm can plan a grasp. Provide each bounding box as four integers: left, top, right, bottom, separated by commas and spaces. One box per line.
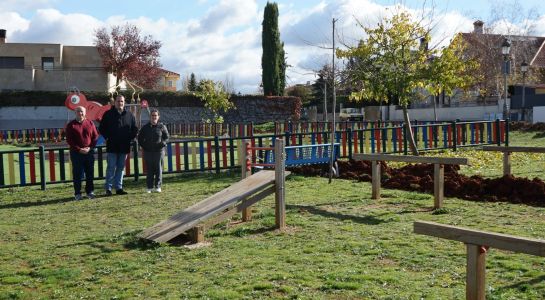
0, 131, 544, 299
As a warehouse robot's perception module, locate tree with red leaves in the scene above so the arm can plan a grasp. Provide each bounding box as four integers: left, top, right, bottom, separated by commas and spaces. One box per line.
95, 24, 162, 90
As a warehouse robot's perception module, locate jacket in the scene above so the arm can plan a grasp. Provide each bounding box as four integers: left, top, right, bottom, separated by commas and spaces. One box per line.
98, 107, 138, 153
65, 119, 99, 153
138, 122, 169, 152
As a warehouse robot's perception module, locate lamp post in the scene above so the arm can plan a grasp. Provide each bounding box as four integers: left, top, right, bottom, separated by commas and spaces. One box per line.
501, 38, 511, 119
521, 60, 528, 121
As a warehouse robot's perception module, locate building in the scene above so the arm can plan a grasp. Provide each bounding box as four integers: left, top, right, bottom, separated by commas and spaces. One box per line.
156, 68, 180, 92
0, 29, 117, 92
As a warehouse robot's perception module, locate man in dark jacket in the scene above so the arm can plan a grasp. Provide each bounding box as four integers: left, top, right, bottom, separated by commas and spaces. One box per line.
98, 95, 138, 196
138, 109, 169, 193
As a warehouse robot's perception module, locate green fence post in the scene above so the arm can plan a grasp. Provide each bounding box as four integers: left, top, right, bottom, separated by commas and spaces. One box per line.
495, 119, 501, 146
347, 128, 353, 159
403, 124, 408, 155
39, 145, 46, 190
214, 136, 221, 174
452, 120, 457, 152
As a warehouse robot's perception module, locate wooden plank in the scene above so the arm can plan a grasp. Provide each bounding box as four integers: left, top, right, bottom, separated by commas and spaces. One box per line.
203, 186, 275, 229
433, 164, 444, 209
353, 153, 469, 165
140, 170, 285, 243
482, 146, 545, 153
466, 244, 486, 300
414, 221, 545, 257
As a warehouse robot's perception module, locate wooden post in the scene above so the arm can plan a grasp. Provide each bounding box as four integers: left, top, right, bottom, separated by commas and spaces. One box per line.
433, 163, 444, 209
503, 151, 511, 176
190, 225, 205, 243
466, 244, 486, 300
241, 140, 252, 221
371, 160, 381, 199
274, 138, 286, 230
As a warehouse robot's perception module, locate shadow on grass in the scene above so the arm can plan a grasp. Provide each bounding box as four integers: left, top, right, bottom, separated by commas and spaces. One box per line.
287, 204, 391, 225
496, 274, 545, 293
119, 231, 162, 250
532, 132, 545, 139
0, 197, 74, 210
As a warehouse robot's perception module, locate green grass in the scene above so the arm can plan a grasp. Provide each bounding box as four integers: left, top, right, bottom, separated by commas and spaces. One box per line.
0, 131, 544, 299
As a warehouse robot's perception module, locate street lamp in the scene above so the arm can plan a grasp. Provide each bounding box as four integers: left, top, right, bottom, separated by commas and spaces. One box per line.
501, 38, 511, 119
521, 60, 529, 121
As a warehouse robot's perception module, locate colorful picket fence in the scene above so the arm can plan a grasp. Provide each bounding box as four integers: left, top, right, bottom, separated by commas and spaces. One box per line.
0, 120, 508, 189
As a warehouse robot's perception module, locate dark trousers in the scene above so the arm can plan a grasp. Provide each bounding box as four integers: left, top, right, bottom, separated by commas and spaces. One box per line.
70, 149, 95, 195
144, 150, 164, 189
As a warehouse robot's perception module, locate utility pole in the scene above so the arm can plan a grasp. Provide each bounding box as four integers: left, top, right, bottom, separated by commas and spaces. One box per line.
329, 18, 337, 184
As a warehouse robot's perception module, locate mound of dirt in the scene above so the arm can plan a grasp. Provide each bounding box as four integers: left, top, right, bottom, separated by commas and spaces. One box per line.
288, 160, 545, 206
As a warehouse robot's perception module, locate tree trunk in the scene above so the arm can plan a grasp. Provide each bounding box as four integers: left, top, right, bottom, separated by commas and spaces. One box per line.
403, 106, 419, 156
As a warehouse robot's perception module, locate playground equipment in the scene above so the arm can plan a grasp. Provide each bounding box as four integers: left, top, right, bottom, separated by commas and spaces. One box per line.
64, 82, 150, 127
140, 138, 288, 244
414, 221, 545, 300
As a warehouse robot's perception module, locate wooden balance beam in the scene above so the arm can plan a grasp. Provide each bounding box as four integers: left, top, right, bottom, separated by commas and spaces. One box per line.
140, 139, 287, 244
414, 221, 545, 300
353, 154, 469, 209
482, 146, 545, 176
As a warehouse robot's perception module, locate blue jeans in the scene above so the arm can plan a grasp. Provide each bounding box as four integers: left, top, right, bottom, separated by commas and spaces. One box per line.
105, 152, 127, 191
70, 149, 95, 195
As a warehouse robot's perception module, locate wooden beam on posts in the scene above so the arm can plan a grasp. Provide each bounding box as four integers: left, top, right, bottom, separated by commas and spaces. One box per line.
433, 163, 444, 209
274, 138, 286, 230
242, 140, 252, 221
371, 161, 381, 199
414, 221, 545, 300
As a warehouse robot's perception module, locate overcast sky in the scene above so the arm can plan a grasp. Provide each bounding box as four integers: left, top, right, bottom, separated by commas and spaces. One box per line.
1, 0, 544, 93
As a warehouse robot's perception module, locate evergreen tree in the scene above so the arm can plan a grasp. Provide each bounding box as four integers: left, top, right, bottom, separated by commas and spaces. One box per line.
188, 73, 197, 92
262, 2, 285, 96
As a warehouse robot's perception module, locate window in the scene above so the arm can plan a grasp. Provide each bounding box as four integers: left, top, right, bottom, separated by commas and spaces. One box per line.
0, 57, 24, 69
167, 80, 173, 87
42, 57, 54, 70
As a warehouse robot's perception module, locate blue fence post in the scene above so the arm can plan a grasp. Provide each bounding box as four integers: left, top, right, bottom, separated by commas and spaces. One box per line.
347, 128, 353, 159
19, 152, 26, 186
495, 119, 501, 146
452, 120, 458, 152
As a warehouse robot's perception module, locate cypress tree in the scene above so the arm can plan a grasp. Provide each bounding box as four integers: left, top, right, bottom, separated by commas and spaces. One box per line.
189, 73, 197, 92
262, 2, 285, 96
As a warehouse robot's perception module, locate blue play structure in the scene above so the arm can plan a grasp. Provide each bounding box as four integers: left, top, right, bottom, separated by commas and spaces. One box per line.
256, 143, 340, 167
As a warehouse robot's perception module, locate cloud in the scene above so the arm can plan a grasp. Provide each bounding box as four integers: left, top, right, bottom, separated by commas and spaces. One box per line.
13, 9, 102, 45
188, 0, 258, 36
3, 0, 544, 94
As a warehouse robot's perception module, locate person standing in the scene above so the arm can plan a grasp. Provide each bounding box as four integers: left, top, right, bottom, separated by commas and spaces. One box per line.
65, 106, 99, 200
138, 109, 169, 193
99, 95, 138, 196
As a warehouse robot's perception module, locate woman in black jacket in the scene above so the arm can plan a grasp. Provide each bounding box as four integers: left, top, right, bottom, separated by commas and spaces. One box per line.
137, 109, 169, 193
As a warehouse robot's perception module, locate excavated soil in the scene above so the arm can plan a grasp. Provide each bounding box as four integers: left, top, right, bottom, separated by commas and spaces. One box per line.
289, 160, 545, 206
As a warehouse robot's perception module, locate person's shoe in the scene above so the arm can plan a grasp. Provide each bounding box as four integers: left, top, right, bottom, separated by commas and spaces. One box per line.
155, 187, 162, 193
74, 194, 83, 201
87, 192, 96, 199
116, 189, 128, 195
105, 190, 113, 196
146, 189, 152, 194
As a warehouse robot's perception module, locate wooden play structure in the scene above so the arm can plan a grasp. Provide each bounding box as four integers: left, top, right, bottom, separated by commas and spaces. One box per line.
414, 221, 545, 300
482, 146, 545, 176
353, 153, 469, 209
140, 138, 288, 244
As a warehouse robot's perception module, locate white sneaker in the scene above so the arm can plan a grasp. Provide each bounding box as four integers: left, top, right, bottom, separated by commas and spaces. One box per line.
155, 187, 162, 193
146, 189, 152, 193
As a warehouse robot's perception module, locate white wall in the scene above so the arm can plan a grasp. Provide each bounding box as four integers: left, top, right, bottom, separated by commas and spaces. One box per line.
533, 106, 545, 123
386, 102, 504, 121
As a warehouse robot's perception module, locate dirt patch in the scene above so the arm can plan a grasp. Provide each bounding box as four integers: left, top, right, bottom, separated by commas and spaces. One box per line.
288, 160, 545, 206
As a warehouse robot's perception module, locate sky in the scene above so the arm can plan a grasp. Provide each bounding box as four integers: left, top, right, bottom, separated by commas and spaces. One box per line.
1, 0, 544, 93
